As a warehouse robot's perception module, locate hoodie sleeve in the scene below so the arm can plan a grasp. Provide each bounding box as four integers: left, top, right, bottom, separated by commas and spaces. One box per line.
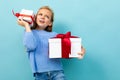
23, 31, 37, 52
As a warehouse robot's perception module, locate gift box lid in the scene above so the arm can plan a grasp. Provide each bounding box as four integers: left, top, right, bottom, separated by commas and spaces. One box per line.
70, 38, 81, 42
20, 9, 34, 15
49, 38, 61, 43
49, 38, 81, 43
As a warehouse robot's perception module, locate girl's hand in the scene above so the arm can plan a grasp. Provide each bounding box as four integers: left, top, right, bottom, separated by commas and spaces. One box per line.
78, 46, 86, 59
17, 19, 29, 27
17, 19, 31, 32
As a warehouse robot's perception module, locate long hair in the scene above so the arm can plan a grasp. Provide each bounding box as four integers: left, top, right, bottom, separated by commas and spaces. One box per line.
31, 6, 54, 32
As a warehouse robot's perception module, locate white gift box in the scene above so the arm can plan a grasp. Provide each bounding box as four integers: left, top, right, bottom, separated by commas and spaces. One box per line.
18, 9, 34, 26
49, 38, 81, 58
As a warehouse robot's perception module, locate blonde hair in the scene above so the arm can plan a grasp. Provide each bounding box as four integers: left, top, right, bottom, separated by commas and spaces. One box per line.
31, 6, 54, 32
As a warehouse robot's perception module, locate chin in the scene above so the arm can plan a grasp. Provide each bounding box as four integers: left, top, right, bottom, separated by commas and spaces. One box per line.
38, 24, 46, 29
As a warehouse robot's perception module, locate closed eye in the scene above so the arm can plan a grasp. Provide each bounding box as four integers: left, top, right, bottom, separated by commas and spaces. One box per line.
45, 15, 49, 19
38, 13, 42, 16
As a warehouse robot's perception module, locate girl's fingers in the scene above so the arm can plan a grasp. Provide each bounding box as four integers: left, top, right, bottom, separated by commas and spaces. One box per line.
78, 52, 84, 56
78, 53, 84, 59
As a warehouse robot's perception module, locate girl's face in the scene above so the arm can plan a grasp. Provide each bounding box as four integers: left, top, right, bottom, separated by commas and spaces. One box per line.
36, 9, 52, 30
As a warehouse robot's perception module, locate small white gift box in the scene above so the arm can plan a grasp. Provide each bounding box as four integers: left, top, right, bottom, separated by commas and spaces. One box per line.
18, 9, 34, 26
49, 38, 81, 58
12, 9, 34, 26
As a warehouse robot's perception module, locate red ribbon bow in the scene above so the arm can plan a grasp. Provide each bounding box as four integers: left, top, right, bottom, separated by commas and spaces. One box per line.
55, 32, 78, 58
12, 10, 34, 24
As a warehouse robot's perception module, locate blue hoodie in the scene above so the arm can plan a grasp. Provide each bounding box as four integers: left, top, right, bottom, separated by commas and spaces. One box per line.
23, 30, 63, 73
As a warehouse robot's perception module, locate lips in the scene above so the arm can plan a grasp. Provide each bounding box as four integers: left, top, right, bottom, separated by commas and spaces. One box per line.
39, 19, 45, 23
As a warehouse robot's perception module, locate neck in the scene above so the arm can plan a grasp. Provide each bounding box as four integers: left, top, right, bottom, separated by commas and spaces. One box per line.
36, 26, 45, 30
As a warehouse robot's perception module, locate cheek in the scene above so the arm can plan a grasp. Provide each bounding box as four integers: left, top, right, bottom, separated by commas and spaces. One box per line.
46, 19, 51, 24
36, 17, 40, 23
36, 16, 39, 20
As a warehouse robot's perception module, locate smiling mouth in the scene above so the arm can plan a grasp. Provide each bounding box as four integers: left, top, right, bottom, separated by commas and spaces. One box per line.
39, 19, 45, 23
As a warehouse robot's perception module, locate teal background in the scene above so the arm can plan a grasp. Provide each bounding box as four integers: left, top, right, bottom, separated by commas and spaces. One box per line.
0, 0, 120, 80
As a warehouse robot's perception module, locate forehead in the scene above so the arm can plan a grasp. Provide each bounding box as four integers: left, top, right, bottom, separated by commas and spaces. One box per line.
38, 9, 52, 15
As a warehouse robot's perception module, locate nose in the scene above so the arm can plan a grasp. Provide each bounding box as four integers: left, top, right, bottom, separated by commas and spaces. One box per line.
41, 15, 45, 19
41, 16, 44, 19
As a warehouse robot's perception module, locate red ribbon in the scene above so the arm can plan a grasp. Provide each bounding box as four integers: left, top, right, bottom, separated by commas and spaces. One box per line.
55, 32, 78, 58
12, 10, 34, 24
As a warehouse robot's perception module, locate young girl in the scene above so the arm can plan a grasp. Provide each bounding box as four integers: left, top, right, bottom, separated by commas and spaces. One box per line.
17, 6, 85, 80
